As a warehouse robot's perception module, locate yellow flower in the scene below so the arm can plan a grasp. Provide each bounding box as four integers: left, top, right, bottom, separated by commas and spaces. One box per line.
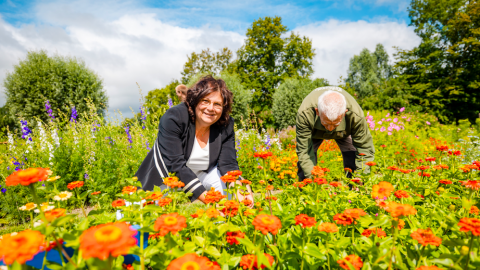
54, 191, 73, 201
34, 202, 55, 213
19, 203, 37, 211
47, 176, 61, 182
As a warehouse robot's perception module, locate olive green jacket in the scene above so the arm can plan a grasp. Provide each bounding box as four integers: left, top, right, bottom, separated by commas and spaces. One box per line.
296, 86, 375, 178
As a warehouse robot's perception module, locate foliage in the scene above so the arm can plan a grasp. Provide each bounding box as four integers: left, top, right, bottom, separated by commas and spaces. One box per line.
181, 48, 233, 84
144, 80, 180, 118
234, 16, 316, 113
396, 0, 480, 123
0, 106, 15, 135
272, 77, 329, 129
3, 50, 108, 125
345, 44, 393, 99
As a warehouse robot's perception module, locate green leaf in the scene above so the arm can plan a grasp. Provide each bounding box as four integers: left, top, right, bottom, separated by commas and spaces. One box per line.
205, 246, 221, 258
51, 215, 76, 227
303, 243, 326, 260
193, 236, 205, 247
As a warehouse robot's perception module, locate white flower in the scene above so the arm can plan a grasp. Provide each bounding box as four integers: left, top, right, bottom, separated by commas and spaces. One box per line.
34, 202, 55, 213
19, 202, 37, 211
54, 191, 73, 201
33, 220, 43, 227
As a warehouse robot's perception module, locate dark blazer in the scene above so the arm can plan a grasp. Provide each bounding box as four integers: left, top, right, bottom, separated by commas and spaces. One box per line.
135, 103, 240, 201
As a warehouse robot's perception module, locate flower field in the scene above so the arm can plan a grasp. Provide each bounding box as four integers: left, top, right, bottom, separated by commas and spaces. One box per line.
1, 106, 480, 269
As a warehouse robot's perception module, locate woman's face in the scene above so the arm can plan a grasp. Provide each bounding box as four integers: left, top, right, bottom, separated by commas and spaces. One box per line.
195, 91, 223, 127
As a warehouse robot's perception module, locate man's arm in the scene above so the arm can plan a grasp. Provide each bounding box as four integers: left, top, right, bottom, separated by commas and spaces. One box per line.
296, 110, 316, 179
350, 114, 375, 172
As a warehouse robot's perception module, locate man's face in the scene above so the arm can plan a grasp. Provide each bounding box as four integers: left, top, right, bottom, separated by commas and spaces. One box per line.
176, 90, 186, 102
315, 108, 345, 132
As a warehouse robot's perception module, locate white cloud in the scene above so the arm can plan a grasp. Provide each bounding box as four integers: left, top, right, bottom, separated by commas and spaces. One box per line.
294, 19, 420, 84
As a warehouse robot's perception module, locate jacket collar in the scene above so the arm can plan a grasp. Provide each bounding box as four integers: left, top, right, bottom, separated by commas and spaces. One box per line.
313, 109, 347, 132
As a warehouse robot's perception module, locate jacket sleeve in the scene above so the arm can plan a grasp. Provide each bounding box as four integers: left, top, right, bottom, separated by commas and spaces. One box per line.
350, 113, 375, 172
296, 110, 316, 179
217, 118, 240, 176
157, 108, 206, 201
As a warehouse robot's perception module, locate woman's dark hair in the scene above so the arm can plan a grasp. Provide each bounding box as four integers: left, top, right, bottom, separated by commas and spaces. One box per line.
185, 75, 233, 126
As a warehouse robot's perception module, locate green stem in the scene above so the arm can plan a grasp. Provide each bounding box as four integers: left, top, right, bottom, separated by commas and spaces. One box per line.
41, 250, 48, 270
325, 234, 331, 270
464, 233, 475, 269
300, 228, 306, 270
416, 246, 426, 267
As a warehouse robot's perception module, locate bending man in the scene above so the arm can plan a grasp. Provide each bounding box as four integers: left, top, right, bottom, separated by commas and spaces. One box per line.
296, 86, 375, 179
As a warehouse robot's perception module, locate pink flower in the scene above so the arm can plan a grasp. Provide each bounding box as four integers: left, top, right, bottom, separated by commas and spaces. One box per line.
388, 132, 392, 135
399, 107, 405, 112
426, 121, 431, 125
380, 127, 386, 132
393, 118, 398, 123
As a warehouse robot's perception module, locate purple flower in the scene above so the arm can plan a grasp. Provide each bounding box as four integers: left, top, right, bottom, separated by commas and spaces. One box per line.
146, 141, 151, 150
20, 120, 33, 141
124, 125, 133, 144
45, 100, 55, 119
70, 106, 78, 123
167, 98, 173, 108
1, 188, 6, 193
84, 173, 89, 179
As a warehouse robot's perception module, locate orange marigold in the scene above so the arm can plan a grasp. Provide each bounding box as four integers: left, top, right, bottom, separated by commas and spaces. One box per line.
122, 186, 137, 194
394, 190, 410, 199
5, 168, 49, 186
386, 202, 417, 218
112, 199, 126, 207
0, 230, 45, 265
226, 231, 245, 245
252, 214, 282, 235
44, 208, 66, 221
239, 253, 274, 270
67, 181, 84, 190
458, 218, 480, 236
333, 213, 354, 226
410, 228, 442, 246
294, 214, 316, 228
337, 254, 363, 270
318, 222, 338, 233
80, 222, 137, 260
167, 253, 220, 270
153, 213, 187, 236
371, 181, 394, 199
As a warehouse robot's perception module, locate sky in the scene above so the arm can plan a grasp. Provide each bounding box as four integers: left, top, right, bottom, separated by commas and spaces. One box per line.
0, 0, 420, 118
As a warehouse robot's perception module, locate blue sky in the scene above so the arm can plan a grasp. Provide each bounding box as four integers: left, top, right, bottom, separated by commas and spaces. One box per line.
0, 0, 417, 117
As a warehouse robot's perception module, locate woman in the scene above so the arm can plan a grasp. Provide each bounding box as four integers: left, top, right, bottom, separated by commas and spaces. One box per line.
136, 75, 254, 206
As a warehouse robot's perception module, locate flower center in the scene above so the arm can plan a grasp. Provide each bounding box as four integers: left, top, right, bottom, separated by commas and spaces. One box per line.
261, 217, 275, 225
59, 193, 68, 198
180, 262, 200, 270
94, 226, 122, 243
17, 168, 38, 178
164, 216, 178, 225
26, 203, 36, 209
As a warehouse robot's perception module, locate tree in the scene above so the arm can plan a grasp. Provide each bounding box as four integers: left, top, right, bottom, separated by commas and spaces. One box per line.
345, 44, 392, 99
234, 16, 315, 113
272, 78, 329, 129
0, 105, 16, 134
144, 80, 180, 117
181, 48, 233, 84
396, 0, 480, 123
3, 50, 108, 124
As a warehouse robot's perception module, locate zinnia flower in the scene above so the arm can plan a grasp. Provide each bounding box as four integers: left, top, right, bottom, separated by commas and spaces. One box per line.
470, 206, 479, 215
221, 200, 239, 216
410, 228, 442, 246
44, 208, 66, 222
0, 230, 45, 265
34, 202, 54, 213
333, 213, 354, 226
241, 180, 252, 185
394, 190, 409, 199
145, 191, 163, 200
53, 191, 73, 201
227, 170, 242, 177
337, 254, 363, 270
80, 222, 137, 260
67, 181, 84, 190
112, 199, 126, 207
242, 199, 252, 206
439, 180, 452, 185
329, 182, 342, 188
461, 180, 480, 190
205, 208, 220, 219
122, 186, 137, 194
157, 197, 172, 207
191, 209, 204, 218
19, 203, 37, 211
47, 176, 61, 182
239, 253, 274, 270
226, 231, 245, 245
371, 181, 394, 199
153, 213, 187, 236
361, 228, 386, 238
204, 188, 226, 204
416, 266, 442, 270
220, 174, 237, 183
458, 218, 480, 236
91, 191, 101, 195
318, 222, 338, 233
314, 178, 328, 185
294, 214, 316, 228
365, 162, 376, 166
344, 208, 367, 220
6, 168, 49, 186
252, 214, 282, 235
167, 253, 220, 270
386, 202, 417, 218
253, 151, 273, 159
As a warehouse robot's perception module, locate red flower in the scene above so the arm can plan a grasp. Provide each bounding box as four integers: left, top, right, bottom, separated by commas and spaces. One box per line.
112, 199, 126, 207
361, 228, 386, 238
425, 157, 435, 162
458, 218, 480, 236
439, 179, 452, 185
221, 200, 239, 216
67, 181, 84, 190
329, 181, 342, 188
314, 178, 327, 185
416, 165, 430, 171
461, 180, 480, 190
418, 172, 431, 177
365, 162, 377, 166
394, 190, 410, 199
387, 166, 399, 171
351, 178, 361, 184
333, 213, 354, 226
253, 152, 273, 159
226, 231, 245, 245
294, 214, 316, 228
337, 254, 363, 270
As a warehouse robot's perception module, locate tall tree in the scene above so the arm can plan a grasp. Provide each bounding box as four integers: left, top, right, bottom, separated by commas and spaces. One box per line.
345, 44, 392, 99
144, 80, 180, 117
235, 16, 315, 113
396, 0, 480, 122
3, 50, 108, 124
181, 48, 233, 84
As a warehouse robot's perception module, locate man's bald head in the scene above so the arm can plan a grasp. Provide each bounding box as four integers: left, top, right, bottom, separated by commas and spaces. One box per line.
317, 90, 347, 121
175, 84, 188, 102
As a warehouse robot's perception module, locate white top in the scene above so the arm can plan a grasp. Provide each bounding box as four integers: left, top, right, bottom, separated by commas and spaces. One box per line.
186, 137, 209, 176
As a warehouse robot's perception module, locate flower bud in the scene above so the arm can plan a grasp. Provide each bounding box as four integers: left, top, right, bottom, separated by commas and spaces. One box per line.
461, 246, 469, 256
438, 187, 444, 192
449, 205, 456, 211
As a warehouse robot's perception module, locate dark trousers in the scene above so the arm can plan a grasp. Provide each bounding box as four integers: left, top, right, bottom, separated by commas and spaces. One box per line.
298, 135, 357, 180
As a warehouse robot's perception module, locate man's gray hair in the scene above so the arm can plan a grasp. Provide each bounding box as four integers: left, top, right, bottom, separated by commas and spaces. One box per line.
317, 90, 347, 120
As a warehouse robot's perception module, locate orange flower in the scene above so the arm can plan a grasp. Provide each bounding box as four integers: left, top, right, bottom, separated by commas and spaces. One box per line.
458, 218, 480, 236
361, 228, 386, 238
167, 253, 220, 270
67, 181, 84, 190
221, 200, 239, 216
112, 199, 126, 207
80, 222, 137, 260
365, 162, 376, 166
394, 190, 409, 199
244, 209, 256, 216
470, 206, 479, 215
259, 180, 266, 185
376, 200, 389, 210
371, 181, 394, 199
241, 180, 252, 185
329, 181, 342, 188
91, 191, 101, 195
204, 188, 226, 204
191, 209, 204, 218
239, 253, 274, 270
220, 174, 237, 183
410, 228, 442, 246
351, 178, 361, 184
252, 214, 282, 235
337, 254, 363, 270
318, 222, 338, 233
461, 180, 480, 190
0, 230, 45, 265
266, 185, 274, 191
416, 266, 442, 270
416, 165, 430, 171
314, 178, 328, 185
333, 213, 354, 226
122, 186, 137, 194
6, 168, 49, 186
439, 179, 452, 185
226, 231, 245, 245
265, 196, 278, 201
344, 208, 367, 220
386, 202, 417, 218
44, 208, 66, 221
242, 199, 252, 206
387, 166, 399, 171
311, 166, 325, 177
169, 181, 185, 188
394, 218, 405, 230
205, 208, 220, 219
145, 191, 163, 200
294, 214, 316, 228
157, 197, 173, 207
418, 172, 431, 177
227, 170, 242, 177
153, 213, 187, 236
253, 151, 273, 159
